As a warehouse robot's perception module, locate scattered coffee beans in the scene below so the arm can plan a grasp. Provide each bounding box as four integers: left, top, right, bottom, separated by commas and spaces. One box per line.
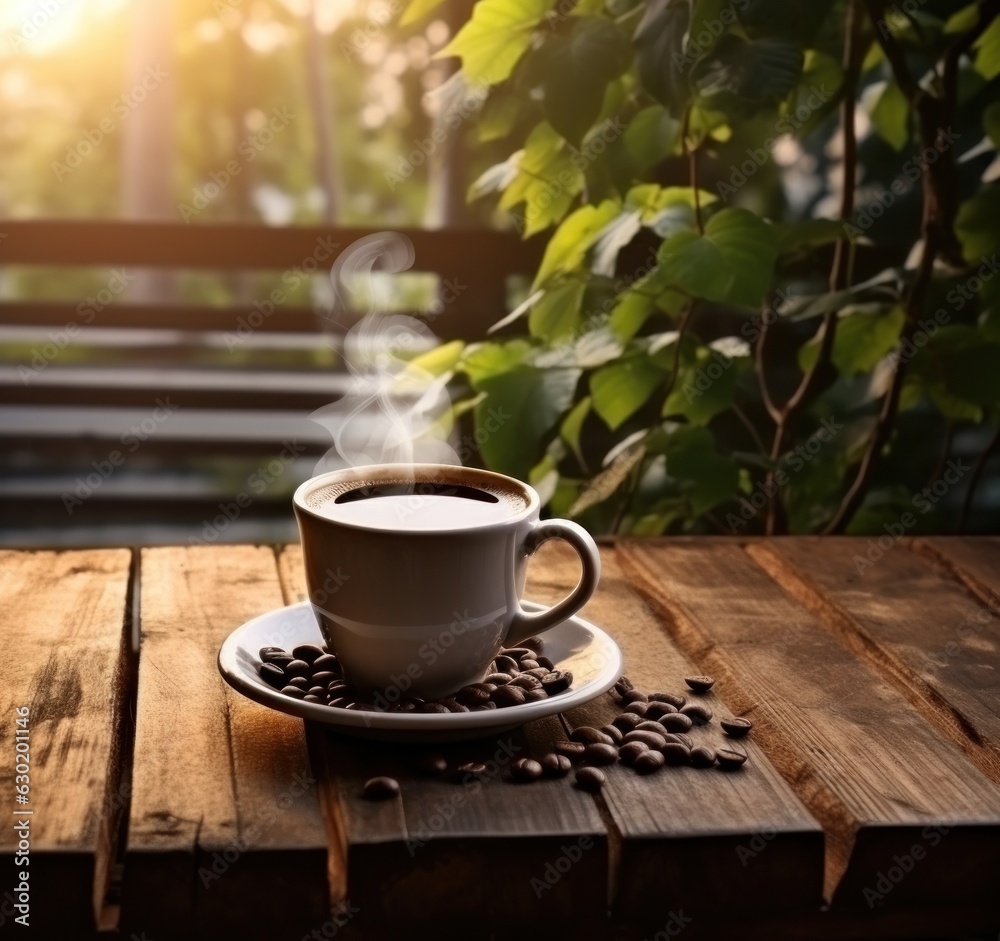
575, 767, 606, 792
293, 644, 325, 664
623, 730, 666, 750
583, 743, 618, 766
661, 713, 693, 733
570, 727, 616, 746
716, 749, 748, 770
662, 743, 691, 766
554, 741, 587, 759
511, 758, 544, 782
622, 689, 648, 705
720, 717, 752, 738
363, 776, 399, 799
612, 713, 643, 733
601, 724, 624, 745
689, 746, 716, 768
649, 692, 686, 708
259, 663, 287, 688
680, 703, 713, 725
618, 742, 648, 766
456, 761, 488, 778
541, 753, 572, 777
684, 675, 716, 693
634, 750, 666, 774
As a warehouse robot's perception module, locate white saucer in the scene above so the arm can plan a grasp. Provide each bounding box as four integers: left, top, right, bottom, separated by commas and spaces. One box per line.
218, 601, 623, 741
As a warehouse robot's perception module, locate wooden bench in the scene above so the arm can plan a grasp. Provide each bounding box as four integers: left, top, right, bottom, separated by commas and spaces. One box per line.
0, 221, 540, 544
3, 536, 1000, 939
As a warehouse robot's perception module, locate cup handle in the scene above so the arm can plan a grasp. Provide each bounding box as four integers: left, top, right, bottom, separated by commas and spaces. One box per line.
504, 518, 601, 648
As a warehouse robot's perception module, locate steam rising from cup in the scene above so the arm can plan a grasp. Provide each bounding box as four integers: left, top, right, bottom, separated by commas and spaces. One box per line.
310, 232, 462, 473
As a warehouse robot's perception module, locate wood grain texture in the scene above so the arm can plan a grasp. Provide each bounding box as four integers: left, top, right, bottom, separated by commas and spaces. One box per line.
617, 539, 1000, 922
0, 548, 132, 939
915, 536, 1000, 609
278, 545, 610, 936
123, 546, 331, 941
750, 538, 1000, 783
526, 542, 824, 927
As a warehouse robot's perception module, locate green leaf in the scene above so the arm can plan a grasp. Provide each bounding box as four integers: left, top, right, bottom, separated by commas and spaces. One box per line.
540, 17, 631, 144
407, 340, 465, 377
624, 105, 680, 171
529, 280, 586, 340
591, 210, 643, 277
737, 0, 836, 43
500, 123, 586, 236
591, 356, 666, 430
774, 218, 845, 254
867, 81, 910, 150
532, 198, 621, 287
662, 347, 742, 425
478, 92, 521, 142
611, 284, 657, 342
536, 325, 624, 368
691, 35, 804, 117
975, 14, 1000, 80
985, 101, 1000, 150
956, 185, 1000, 263
474, 366, 581, 478
461, 339, 534, 383
633, 0, 690, 114
437, 0, 554, 85
560, 395, 592, 467
798, 305, 905, 377
401, 0, 447, 25
663, 426, 739, 515
468, 154, 521, 201
658, 208, 778, 306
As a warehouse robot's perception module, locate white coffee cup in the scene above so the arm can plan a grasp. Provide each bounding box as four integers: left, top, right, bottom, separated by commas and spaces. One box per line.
292, 463, 601, 700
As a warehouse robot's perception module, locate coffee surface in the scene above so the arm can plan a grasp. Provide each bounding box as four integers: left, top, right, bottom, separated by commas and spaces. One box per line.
306, 477, 527, 531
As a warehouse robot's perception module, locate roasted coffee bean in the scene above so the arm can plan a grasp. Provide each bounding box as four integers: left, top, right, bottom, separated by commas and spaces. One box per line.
288, 676, 309, 690
495, 655, 519, 674
541, 753, 572, 777
473, 701, 499, 710
363, 776, 399, 800
485, 672, 512, 685
523, 667, 550, 680
720, 717, 753, 738
280, 685, 305, 699
601, 725, 624, 745
623, 730, 666, 750
421, 702, 451, 714
622, 689, 649, 705
302, 694, 324, 704
492, 685, 526, 707
618, 741, 649, 766
259, 645, 287, 662
522, 688, 549, 702
662, 743, 691, 766
613, 675, 634, 693
624, 702, 650, 717
675, 733, 694, 749
456, 761, 488, 778
570, 727, 616, 746
455, 684, 493, 707
680, 703, 713, 725
716, 748, 748, 770
307, 686, 328, 698
554, 741, 586, 759
634, 750, 666, 774
661, 713, 693, 733
612, 713, 643, 733
644, 701, 677, 720
420, 753, 448, 775
259, 663, 287, 688
311, 671, 338, 686
292, 644, 325, 664
689, 746, 716, 768
536, 656, 555, 671
441, 699, 469, 713
541, 670, 573, 695
519, 659, 541, 671
502, 647, 534, 661
511, 758, 544, 782
648, 692, 685, 709
328, 697, 349, 708
521, 636, 545, 652
635, 720, 668, 734
312, 654, 341, 672
659, 733, 687, 746
326, 682, 350, 697
575, 767, 606, 792
685, 675, 716, 693
509, 674, 542, 691
583, 743, 618, 766
285, 659, 312, 679
392, 700, 419, 713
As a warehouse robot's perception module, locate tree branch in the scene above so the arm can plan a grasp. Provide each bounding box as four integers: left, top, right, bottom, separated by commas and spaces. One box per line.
959, 423, 1000, 533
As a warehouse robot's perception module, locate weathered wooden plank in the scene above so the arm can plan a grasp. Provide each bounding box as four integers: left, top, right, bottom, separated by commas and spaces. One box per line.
525, 542, 824, 927
618, 539, 1000, 923
123, 546, 331, 941
750, 538, 1000, 784
277, 545, 610, 935
0, 548, 132, 938
915, 536, 1000, 609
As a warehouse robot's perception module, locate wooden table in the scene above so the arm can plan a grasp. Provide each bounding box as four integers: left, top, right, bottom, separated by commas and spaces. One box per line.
3, 537, 1000, 940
